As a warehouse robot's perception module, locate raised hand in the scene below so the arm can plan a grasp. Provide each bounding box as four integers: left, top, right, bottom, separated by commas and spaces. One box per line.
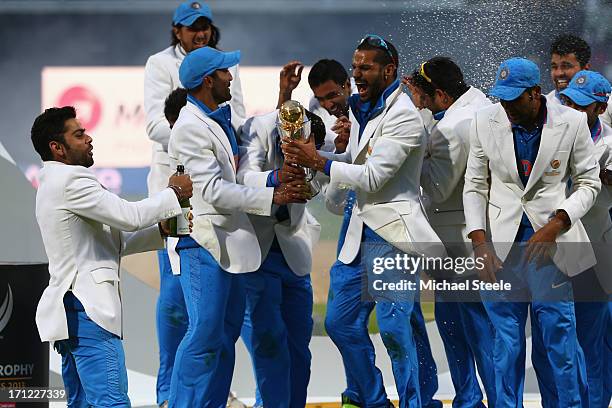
402, 74, 427, 110
331, 116, 351, 153
277, 61, 304, 108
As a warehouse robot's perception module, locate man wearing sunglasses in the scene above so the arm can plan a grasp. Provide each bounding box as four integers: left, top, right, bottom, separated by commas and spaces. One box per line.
306, 58, 442, 408
408, 56, 496, 407
283, 35, 444, 408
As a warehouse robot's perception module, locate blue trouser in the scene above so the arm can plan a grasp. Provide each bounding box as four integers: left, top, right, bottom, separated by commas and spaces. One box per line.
155, 249, 188, 405
604, 302, 612, 406
532, 268, 607, 408
56, 292, 130, 408
169, 238, 246, 408
335, 298, 439, 407
482, 246, 587, 408
325, 226, 421, 408
412, 303, 443, 408
241, 245, 314, 408
435, 297, 496, 407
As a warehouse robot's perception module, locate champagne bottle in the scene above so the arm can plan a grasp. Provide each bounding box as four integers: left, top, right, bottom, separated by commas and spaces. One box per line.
168, 164, 191, 237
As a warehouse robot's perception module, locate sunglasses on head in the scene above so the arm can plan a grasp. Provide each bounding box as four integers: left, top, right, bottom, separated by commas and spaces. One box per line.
358, 34, 395, 63
416, 61, 441, 91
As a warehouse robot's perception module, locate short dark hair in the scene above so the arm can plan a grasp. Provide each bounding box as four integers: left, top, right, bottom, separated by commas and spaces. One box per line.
31, 106, 76, 161
304, 110, 326, 149
164, 88, 188, 122
356, 37, 399, 69
308, 59, 348, 89
410, 56, 470, 100
171, 18, 220, 49
550, 34, 591, 67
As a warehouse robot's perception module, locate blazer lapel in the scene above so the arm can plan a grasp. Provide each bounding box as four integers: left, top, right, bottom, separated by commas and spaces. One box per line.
523, 114, 566, 194
355, 112, 385, 159
354, 87, 402, 161
288, 203, 305, 228
490, 108, 523, 189
187, 103, 237, 172
592, 136, 608, 164
271, 128, 284, 169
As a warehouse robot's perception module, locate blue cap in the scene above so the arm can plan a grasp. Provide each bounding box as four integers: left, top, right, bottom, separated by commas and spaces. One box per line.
173, 1, 213, 26
179, 46, 240, 90
490, 58, 540, 101
560, 70, 611, 106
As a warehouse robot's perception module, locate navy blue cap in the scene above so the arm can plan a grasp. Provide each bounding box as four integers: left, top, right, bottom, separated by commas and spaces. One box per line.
173, 1, 213, 26
179, 46, 240, 90
490, 58, 540, 101
560, 70, 611, 106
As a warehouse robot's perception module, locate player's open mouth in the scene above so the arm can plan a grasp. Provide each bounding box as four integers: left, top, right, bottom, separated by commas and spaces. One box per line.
356, 82, 368, 97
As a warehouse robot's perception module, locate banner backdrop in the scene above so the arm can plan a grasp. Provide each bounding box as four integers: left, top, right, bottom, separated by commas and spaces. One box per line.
41, 66, 313, 173
0, 265, 49, 408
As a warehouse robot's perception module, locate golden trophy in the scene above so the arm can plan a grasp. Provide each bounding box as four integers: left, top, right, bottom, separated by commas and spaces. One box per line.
277, 100, 317, 187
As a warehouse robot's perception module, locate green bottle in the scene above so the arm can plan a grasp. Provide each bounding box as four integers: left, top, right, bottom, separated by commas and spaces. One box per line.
168, 164, 191, 237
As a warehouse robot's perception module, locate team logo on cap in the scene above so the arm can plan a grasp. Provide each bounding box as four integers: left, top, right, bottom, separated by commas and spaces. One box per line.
550, 159, 560, 169
191, 2, 201, 9
499, 67, 509, 80
576, 75, 586, 86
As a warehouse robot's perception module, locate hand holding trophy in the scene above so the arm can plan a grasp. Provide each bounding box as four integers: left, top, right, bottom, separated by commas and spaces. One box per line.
277, 100, 319, 198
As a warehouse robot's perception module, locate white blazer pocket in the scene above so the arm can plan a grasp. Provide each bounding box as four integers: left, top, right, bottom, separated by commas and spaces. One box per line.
91, 267, 119, 284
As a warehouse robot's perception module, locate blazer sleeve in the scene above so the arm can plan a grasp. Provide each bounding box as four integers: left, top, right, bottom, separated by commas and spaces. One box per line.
421, 117, 471, 203
557, 114, 602, 225
600, 102, 612, 128
121, 224, 165, 256
329, 107, 422, 193
237, 116, 274, 187
174, 122, 274, 216
144, 54, 173, 150
64, 168, 181, 232
463, 116, 490, 236
229, 64, 246, 132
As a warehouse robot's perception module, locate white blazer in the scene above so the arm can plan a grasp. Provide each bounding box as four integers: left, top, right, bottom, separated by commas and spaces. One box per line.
168, 101, 274, 273
320, 85, 444, 263
35, 162, 181, 342
463, 102, 602, 276
579, 122, 612, 291
545, 90, 562, 108
421, 87, 491, 251
237, 111, 321, 276
602, 101, 612, 128
144, 44, 245, 195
